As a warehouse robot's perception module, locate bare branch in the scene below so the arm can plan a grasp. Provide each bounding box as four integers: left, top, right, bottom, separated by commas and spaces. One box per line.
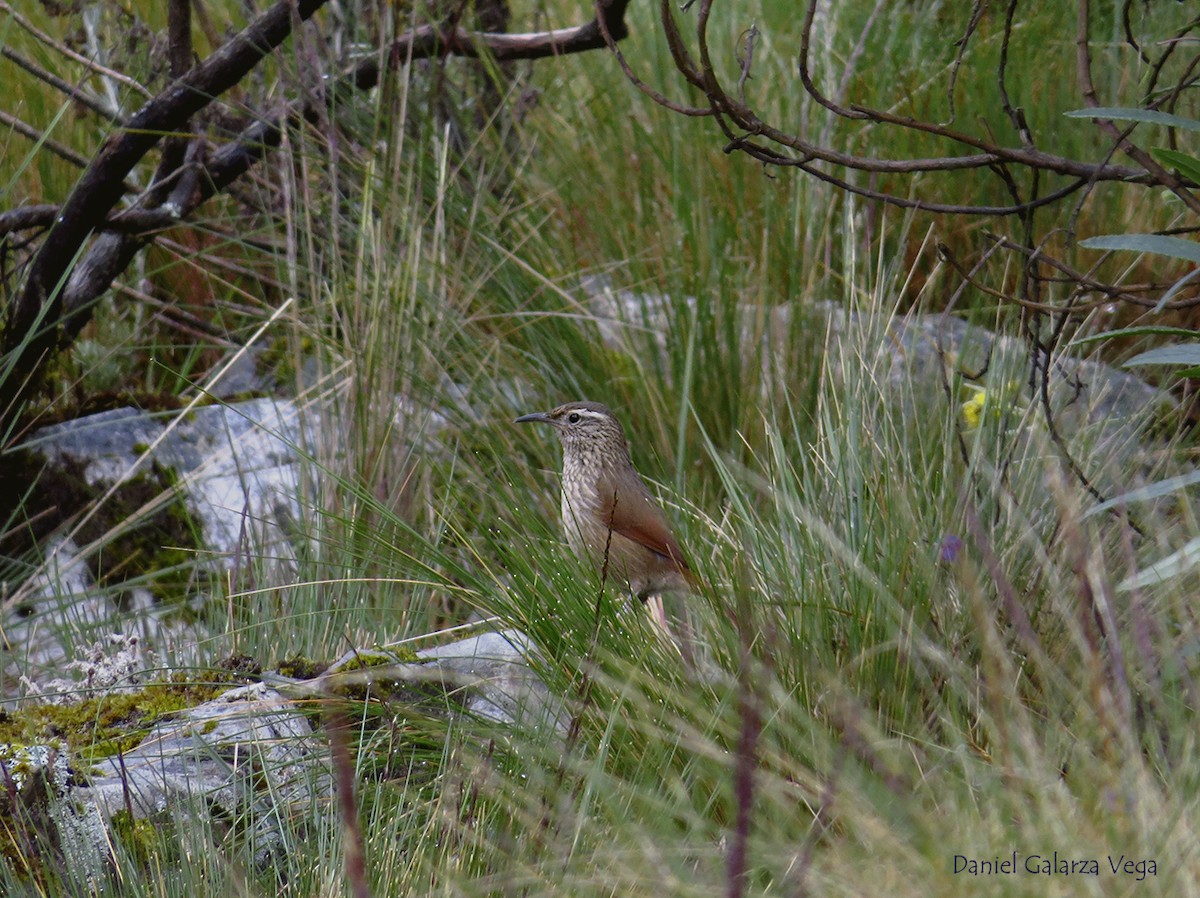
639, 0, 1158, 199
591, 0, 710, 117
1141, 11, 1200, 106
1075, 0, 1200, 215
659, 0, 705, 92
0, 110, 94, 171
167, 0, 192, 78
0, 205, 187, 238
626, 0, 1192, 230
0, 48, 126, 125
986, 234, 1200, 312
1120, 0, 1152, 66
145, 0, 195, 210
348, 0, 632, 92
1, 0, 644, 426
0, 0, 153, 100
798, 0, 866, 121
997, 0, 1033, 148
6, 0, 330, 356
945, 1, 988, 126
728, 146, 1092, 216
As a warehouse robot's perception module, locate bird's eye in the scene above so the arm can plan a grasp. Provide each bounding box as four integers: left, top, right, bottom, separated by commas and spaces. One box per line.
567, 413, 581, 424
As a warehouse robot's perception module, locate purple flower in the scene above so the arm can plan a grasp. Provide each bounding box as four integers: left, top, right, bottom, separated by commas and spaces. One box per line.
939, 534, 964, 563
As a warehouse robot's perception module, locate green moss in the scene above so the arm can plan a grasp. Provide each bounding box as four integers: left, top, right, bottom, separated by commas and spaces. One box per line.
336, 650, 402, 672
324, 647, 434, 716
257, 332, 315, 385
275, 646, 416, 681
110, 809, 174, 868
394, 645, 420, 664
0, 670, 257, 764
276, 655, 328, 680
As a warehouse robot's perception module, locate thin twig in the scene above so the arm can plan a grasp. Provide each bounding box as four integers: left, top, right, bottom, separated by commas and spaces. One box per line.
591, 0, 711, 117
0, 47, 125, 124
985, 234, 1200, 311
0, 110, 95, 171
0, 0, 153, 99
1075, 0, 1200, 215
945, 0, 988, 125
997, 0, 1033, 147
736, 25, 758, 108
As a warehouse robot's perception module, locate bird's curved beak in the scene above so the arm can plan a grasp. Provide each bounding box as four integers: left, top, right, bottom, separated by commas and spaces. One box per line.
514, 411, 551, 424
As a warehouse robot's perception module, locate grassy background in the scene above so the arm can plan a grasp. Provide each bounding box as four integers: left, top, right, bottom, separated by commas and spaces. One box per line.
3, 0, 1199, 894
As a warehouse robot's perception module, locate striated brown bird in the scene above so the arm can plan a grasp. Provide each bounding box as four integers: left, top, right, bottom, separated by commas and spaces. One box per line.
515, 400, 698, 602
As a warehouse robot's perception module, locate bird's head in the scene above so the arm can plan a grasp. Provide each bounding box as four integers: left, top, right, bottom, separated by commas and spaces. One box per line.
514, 400, 628, 455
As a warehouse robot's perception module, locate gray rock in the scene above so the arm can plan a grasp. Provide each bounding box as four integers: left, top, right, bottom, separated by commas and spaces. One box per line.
579, 275, 1172, 439
24, 397, 311, 560
6, 398, 316, 692
2, 681, 330, 881
816, 304, 1172, 430
310, 628, 567, 738
0, 626, 558, 883
416, 629, 567, 735
79, 681, 329, 863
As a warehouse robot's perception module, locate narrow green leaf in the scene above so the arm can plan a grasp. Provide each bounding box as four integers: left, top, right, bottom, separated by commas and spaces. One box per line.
1123, 344, 1200, 368
1154, 267, 1200, 313
1152, 148, 1200, 185
1064, 107, 1200, 132
1071, 326, 1200, 347
1079, 234, 1200, 264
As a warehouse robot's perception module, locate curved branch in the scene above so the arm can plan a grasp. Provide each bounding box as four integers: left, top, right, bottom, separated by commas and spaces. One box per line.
641, 0, 1180, 200
53, 0, 640, 323
0, 205, 189, 237
781, 156, 1091, 216
593, 0, 710, 117
1, 0, 641, 427
0, 47, 126, 126
348, 0, 631, 92
650, 4, 1154, 187
659, 0, 705, 91
1075, 0, 1200, 215
6, 0, 332, 361
797, 0, 866, 121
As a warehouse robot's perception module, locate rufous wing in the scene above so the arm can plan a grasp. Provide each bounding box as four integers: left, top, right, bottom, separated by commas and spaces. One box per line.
597, 472, 694, 578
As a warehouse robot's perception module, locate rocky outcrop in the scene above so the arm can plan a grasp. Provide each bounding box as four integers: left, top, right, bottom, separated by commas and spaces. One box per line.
0, 627, 563, 887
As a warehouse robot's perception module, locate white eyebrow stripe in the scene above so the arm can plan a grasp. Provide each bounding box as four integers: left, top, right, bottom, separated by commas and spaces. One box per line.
568, 411, 608, 423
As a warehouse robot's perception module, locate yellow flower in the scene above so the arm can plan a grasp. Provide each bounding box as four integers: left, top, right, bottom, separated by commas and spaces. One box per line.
960, 384, 987, 429
960, 380, 1022, 429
